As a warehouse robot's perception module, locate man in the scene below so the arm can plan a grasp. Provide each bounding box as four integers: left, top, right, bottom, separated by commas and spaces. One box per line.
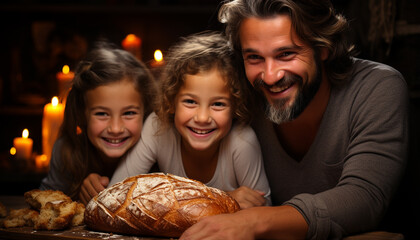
180, 0, 408, 239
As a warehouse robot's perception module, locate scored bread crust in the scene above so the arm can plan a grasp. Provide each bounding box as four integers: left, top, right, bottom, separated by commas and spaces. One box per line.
84, 173, 240, 237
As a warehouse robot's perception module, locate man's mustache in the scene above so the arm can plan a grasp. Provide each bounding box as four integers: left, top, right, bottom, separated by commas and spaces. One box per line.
253, 72, 303, 90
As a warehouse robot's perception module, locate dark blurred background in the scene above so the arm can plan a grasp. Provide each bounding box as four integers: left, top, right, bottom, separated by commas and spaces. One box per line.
0, 0, 418, 238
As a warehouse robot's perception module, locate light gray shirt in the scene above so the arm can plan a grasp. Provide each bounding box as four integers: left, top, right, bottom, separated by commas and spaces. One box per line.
111, 113, 271, 204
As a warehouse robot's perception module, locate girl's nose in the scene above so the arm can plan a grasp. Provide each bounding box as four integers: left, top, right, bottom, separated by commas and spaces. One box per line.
108, 118, 124, 133
194, 107, 212, 124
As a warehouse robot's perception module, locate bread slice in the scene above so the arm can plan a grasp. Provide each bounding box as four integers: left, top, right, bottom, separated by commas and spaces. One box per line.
71, 202, 85, 226
2, 208, 39, 228
24, 189, 72, 210
1, 190, 85, 231
35, 201, 77, 230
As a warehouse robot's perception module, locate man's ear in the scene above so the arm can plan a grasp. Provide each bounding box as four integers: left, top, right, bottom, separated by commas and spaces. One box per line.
320, 47, 329, 61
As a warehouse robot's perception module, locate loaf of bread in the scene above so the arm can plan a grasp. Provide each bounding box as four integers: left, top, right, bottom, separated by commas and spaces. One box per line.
84, 173, 240, 237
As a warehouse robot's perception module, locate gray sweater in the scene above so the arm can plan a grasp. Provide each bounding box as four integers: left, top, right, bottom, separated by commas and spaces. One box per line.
251, 58, 408, 239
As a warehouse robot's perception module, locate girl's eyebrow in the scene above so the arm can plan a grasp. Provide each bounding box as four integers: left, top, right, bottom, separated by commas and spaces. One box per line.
211, 96, 230, 101
179, 93, 230, 101
89, 106, 108, 111
90, 105, 141, 111
179, 93, 196, 98
122, 105, 142, 111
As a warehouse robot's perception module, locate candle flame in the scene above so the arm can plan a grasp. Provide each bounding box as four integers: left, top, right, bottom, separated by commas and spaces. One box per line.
62, 65, 70, 74
36, 154, 49, 169
154, 50, 163, 62
122, 34, 141, 49
10, 147, 16, 155
52, 96, 59, 107
39, 154, 47, 162
22, 129, 29, 139
126, 34, 136, 42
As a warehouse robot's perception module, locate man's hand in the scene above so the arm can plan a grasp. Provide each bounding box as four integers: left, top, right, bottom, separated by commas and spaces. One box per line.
227, 186, 266, 209
79, 173, 109, 205
180, 206, 308, 240
180, 211, 256, 240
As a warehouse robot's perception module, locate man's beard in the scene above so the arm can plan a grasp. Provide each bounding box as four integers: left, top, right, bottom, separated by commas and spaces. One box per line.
254, 65, 322, 124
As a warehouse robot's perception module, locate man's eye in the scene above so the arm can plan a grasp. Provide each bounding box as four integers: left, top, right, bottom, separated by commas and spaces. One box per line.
248, 54, 261, 59
244, 54, 263, 61
277, 52, 296, 60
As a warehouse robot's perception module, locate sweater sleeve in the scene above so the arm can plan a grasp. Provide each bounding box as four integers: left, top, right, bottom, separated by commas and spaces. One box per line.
231, 125, 272, 205
39, 138, 73, 195
286, 66, 409, 239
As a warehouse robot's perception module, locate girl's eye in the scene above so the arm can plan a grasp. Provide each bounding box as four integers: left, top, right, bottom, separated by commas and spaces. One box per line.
213, 102, 226, 107
212, 101, 229, 110
122, 110, 139, 119
94, 111, 108, 117
182, 99, 196, 105
124, 111, 138, 116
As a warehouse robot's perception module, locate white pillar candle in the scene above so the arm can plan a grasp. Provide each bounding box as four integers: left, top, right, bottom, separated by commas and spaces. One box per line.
122, 34, 142, 60
56, 65, 74, 102
42, 96, 64, 163
35, 154, 48, 170
13, 129, 33, 160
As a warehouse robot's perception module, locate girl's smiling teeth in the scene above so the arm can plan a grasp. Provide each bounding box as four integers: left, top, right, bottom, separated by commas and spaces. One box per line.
103, 137, 128, 144
189, 127, 215, 134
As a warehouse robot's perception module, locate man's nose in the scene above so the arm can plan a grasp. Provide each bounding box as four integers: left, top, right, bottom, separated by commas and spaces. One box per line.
262, 59, 285, 86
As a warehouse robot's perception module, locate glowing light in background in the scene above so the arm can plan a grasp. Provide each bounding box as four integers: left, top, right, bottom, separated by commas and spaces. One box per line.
62, 65, 70, 74
22, 129, 29, 139
154, 49, 163, 62
10, 147, 16, 155
52, 96, 59, 107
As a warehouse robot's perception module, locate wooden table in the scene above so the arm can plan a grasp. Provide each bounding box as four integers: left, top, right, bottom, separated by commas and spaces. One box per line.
0, 196, 174, 240
0, 226, 174, 240
0, 196, 404, 240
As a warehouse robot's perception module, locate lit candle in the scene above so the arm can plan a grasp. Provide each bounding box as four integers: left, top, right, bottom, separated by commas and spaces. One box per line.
42, 96, 64, 163
13, 129, 33, 160
122, 34, 141, 49
122, 34, 142, 59
35, 154, 49, 170
150, 49, 165, 67
56, 65, 74, 101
